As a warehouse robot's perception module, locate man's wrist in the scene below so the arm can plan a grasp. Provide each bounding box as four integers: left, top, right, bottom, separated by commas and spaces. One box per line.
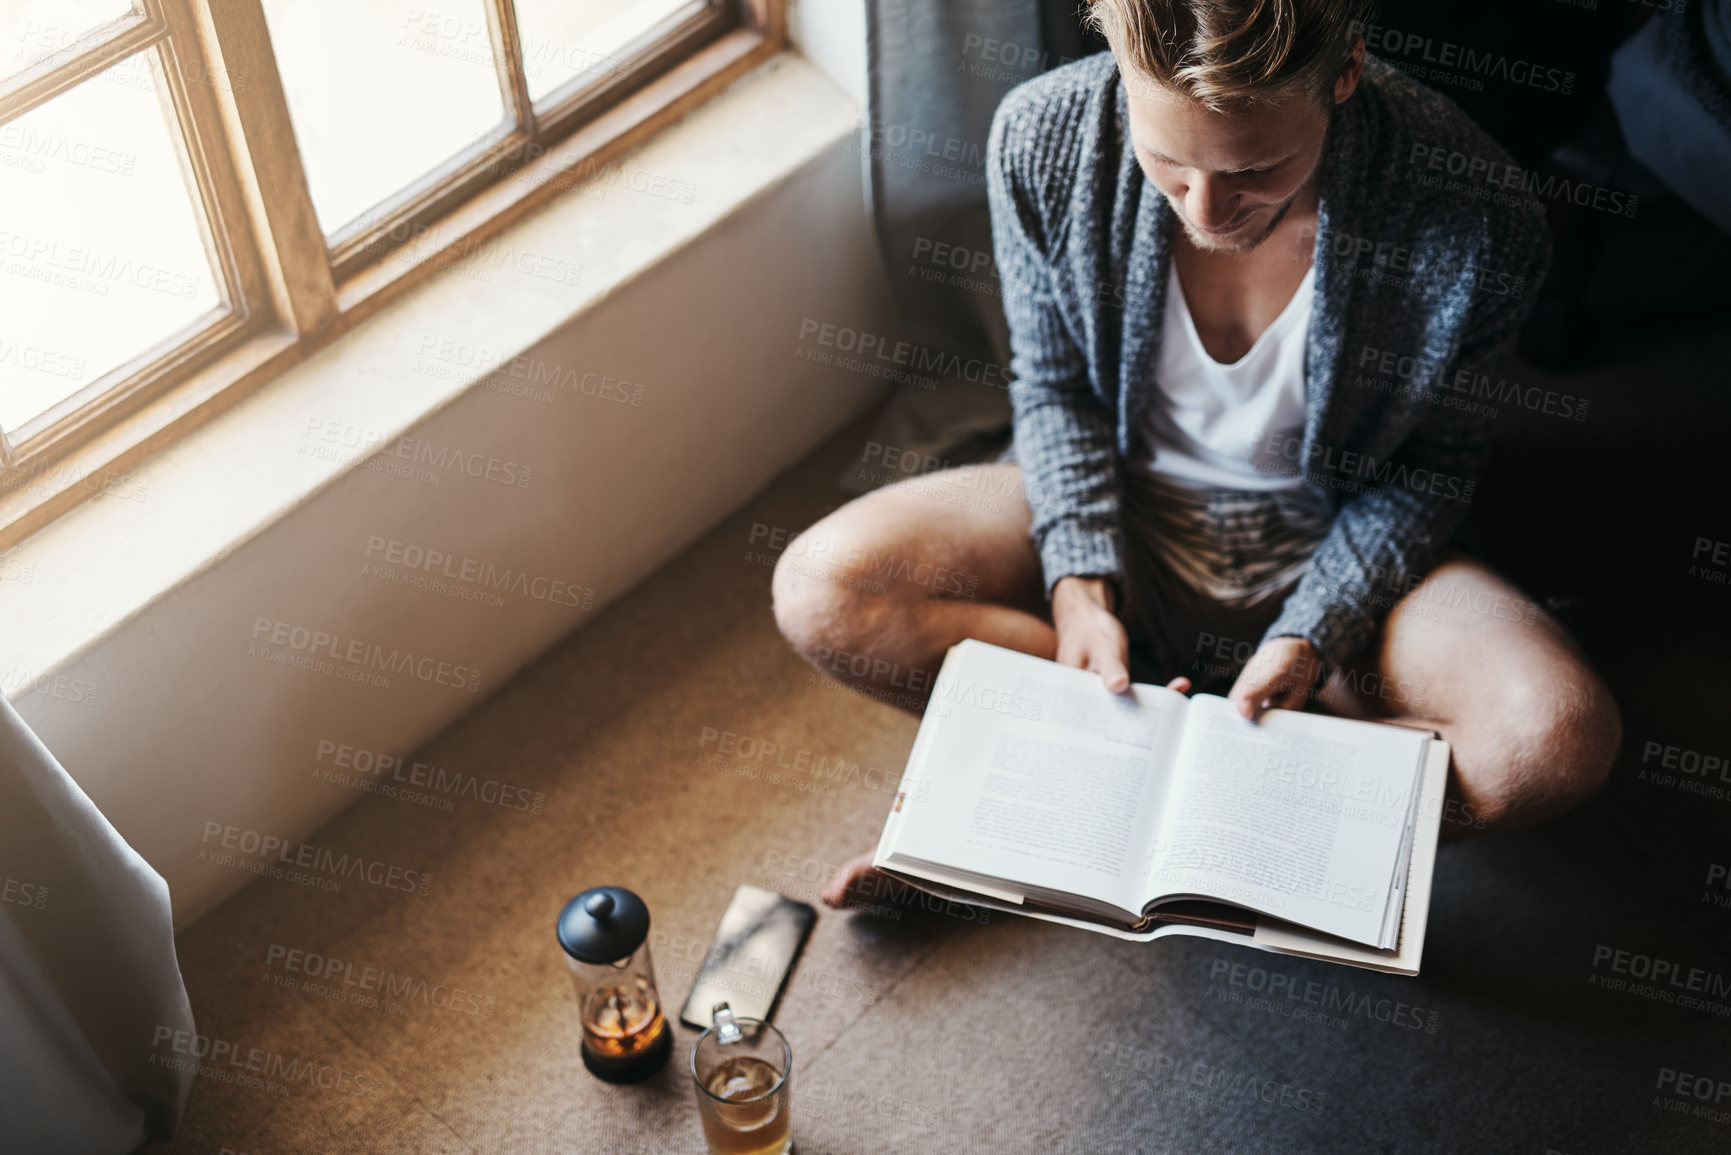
1270, 634, 1329, 693
1055, 574, 1119, 613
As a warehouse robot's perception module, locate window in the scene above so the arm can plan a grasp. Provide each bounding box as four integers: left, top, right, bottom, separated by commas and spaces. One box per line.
0, 0, 781, 545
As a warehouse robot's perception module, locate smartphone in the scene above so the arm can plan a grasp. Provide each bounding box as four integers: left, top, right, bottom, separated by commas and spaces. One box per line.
678, 884, 816, 1030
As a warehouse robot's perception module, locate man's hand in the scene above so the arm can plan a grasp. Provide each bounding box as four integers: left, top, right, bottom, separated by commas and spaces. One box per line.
1052, 576, 1132, 693
1228, 636, 1323, 720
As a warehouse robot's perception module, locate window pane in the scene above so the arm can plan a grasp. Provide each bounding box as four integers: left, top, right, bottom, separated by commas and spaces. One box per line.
261, 0, 508, 236
0, 0, 135, 84
0, 51, 224, 435
514, 0, 697, 105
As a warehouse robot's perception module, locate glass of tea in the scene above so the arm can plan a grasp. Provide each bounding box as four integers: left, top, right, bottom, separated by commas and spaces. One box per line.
690, 1003, 793, 1155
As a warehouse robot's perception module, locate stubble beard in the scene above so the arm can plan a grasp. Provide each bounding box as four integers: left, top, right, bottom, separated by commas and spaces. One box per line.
1176, 194, 1299, 254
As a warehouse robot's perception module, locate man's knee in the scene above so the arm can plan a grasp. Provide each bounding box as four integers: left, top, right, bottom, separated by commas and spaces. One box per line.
770, 524, 891, 659
1478, 666, 1620, 826
771, 540, 836, 654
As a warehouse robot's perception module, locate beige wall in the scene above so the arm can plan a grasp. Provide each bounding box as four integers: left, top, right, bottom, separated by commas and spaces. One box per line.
10, 81, 894, 930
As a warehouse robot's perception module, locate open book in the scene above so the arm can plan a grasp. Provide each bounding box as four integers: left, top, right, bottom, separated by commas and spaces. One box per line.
873, 640, 1450, 975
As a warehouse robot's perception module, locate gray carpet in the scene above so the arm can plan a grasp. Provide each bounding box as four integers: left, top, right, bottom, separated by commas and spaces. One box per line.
146, 409, 1731, 1154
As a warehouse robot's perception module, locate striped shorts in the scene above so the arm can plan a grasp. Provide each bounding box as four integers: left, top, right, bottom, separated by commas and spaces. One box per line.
1118, 470, 1334, 694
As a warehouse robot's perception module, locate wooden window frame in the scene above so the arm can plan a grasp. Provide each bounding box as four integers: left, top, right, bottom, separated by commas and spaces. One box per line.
0, 0, 785, 552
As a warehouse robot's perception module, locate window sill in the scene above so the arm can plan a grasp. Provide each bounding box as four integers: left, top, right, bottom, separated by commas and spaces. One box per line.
0, 51, 860, 701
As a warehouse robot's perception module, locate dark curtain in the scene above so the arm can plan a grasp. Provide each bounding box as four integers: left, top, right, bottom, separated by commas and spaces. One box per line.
846, 0, 1103, 490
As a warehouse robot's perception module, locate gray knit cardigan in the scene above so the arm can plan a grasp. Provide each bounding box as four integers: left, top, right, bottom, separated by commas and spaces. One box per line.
986, 53, 1552, 673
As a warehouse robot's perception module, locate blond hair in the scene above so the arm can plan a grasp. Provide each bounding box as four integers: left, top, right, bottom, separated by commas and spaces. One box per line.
1086, 0, 1373, 109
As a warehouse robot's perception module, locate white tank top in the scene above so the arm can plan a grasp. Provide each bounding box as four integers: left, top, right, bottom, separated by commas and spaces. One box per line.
1137, 259, 1314, 491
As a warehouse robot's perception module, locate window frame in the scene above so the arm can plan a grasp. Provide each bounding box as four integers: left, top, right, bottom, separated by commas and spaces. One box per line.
0, 0, 267, 466
0, 0, 784, 550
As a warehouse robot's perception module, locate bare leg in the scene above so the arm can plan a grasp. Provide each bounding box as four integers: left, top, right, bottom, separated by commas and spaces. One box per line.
771, 464, 1051, 908
1318, 555, 1620, 837
772, 463, 1052, 716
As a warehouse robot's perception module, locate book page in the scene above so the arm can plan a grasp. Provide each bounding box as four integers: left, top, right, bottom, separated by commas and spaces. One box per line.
887, 641, 1188, 914
1253, 739, 1452, 975
1146, 695, 1428, 947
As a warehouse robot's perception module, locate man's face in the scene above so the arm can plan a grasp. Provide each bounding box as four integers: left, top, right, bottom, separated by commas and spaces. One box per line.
1122, 70, 1342, 253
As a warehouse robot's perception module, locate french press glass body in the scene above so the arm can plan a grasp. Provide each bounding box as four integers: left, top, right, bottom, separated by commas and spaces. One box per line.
556, 885, 673, 1082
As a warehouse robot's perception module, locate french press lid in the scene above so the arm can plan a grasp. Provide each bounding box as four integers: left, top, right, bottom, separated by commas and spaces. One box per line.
557, 886, 651, 964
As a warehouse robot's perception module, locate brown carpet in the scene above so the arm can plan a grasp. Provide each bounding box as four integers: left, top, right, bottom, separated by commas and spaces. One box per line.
151, 412, 1001, 1154
146, 409, 1727, 1155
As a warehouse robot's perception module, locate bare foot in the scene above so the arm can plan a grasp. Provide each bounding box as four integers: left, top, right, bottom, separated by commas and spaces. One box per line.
820, 851, 890, 911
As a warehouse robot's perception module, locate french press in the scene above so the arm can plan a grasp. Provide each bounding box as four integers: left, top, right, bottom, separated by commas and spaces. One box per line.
556, 885, 673, 1082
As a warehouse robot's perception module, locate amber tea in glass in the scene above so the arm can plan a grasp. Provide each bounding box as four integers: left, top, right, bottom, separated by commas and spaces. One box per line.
691, 1004, 792, 1155
583, 973, 666, 1057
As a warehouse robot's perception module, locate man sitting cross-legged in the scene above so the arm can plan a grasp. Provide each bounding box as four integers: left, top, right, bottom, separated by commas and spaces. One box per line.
772, 0, 1621, 909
